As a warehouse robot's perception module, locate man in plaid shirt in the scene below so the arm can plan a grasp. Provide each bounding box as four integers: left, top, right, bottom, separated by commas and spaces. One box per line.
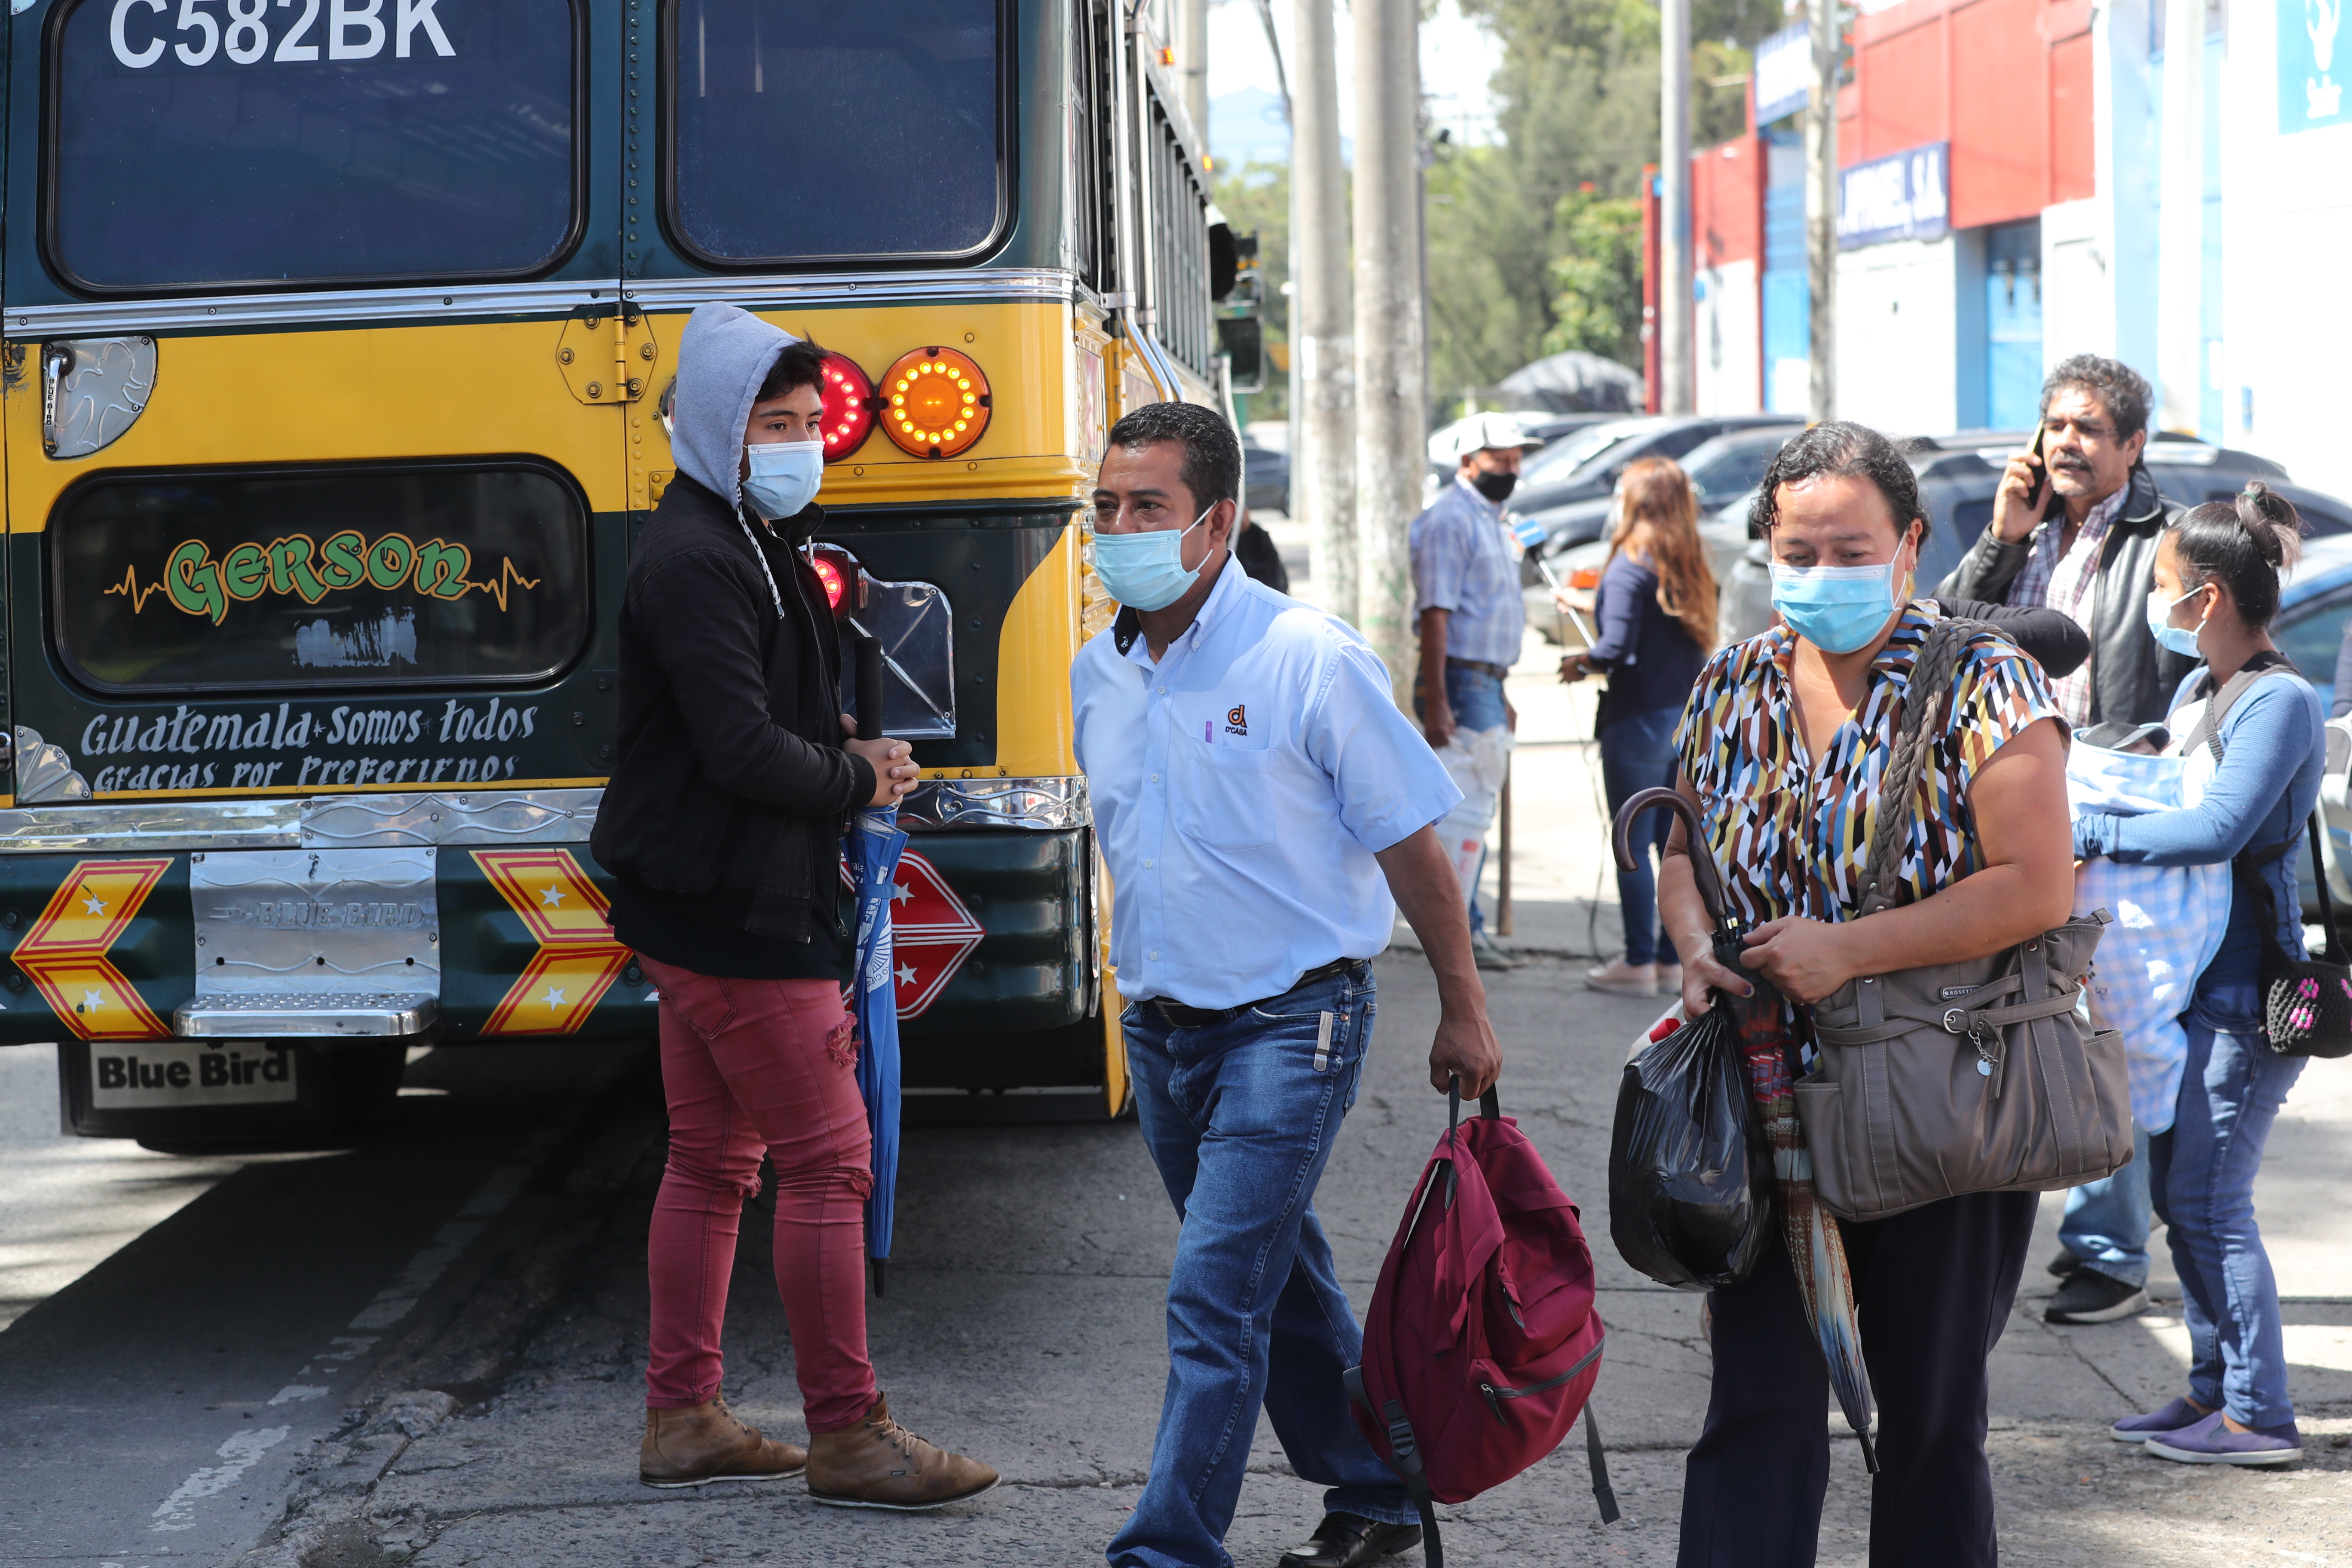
1937, 354, 2190, 1329
1939, 355, 2190, 730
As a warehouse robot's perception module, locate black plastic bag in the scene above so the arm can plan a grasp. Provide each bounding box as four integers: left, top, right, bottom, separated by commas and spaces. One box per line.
1607, 1007, 1773, 1291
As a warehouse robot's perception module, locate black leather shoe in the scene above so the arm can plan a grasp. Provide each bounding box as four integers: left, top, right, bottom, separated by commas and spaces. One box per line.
1277, 1512, 1423, 1568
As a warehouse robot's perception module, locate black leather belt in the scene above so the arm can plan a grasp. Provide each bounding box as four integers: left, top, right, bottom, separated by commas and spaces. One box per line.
1446, 656, 1511, 679
1150, 958, 1369, 1030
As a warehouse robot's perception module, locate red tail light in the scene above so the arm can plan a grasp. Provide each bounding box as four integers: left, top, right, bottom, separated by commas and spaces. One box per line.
811, 554, 847, 610
819, 354, 877, 461
807, 543, 863, 617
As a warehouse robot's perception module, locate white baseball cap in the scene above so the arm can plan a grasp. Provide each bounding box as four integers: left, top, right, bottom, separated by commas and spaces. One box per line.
1438, 411, 1543, 463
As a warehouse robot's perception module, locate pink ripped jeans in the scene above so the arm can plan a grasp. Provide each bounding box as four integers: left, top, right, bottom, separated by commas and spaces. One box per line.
640, 957, 879, 1433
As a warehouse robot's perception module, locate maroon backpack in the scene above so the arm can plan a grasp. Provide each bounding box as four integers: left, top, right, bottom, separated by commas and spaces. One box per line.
1346, 1085, 1618, 1566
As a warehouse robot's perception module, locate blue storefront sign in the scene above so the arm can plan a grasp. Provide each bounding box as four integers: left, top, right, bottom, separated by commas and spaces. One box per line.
1837, 141, 1951, 250
2279, 0, 2348, 134
1753, 23, 1810, 127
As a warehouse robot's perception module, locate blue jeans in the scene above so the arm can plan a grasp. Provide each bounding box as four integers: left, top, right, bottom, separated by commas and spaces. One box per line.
1109, 965, 1413, 1568
2149, 980, 2307, 1427
2057, 1123, 2153, 1289
1599, 705, 1682, 968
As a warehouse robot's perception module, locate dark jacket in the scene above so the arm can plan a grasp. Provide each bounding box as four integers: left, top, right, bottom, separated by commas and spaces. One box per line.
1934, 463, 2191, 726
591, 472, 875, 940
1587, 554, 1708, 726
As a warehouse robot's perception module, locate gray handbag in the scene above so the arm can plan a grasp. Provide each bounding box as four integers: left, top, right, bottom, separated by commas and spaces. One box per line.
1795, 616, 2133, 1223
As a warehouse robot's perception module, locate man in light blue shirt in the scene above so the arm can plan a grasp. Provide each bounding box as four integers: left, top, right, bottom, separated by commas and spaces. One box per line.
1409, 413, 1537, 972
1072, 402, 1503, 1568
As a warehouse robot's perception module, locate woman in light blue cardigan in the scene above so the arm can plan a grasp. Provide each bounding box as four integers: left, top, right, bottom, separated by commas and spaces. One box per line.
2073, 483, 2327, 1467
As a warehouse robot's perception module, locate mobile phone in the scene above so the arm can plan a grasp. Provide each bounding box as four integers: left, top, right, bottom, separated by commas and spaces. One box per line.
2022, 423, 2051, 517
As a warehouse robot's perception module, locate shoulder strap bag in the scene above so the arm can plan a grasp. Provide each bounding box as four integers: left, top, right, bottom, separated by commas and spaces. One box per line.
2193, 655, 2352, 1060
1794, 616, 2134, 1222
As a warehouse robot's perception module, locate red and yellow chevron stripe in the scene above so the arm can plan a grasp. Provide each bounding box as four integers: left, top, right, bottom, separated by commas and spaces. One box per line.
14, 858, 173, 1040
473, 848, 630, 1036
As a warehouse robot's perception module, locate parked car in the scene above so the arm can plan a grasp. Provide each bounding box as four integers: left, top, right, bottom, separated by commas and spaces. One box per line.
1241, 438, 1290, 515
1507, 413, 1798, 548
1519, 425, 1801, 642
1519, 423, 1804, 561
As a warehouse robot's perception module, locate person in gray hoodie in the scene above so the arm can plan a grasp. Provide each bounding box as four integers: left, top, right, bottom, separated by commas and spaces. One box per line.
594, 303, 998, 1508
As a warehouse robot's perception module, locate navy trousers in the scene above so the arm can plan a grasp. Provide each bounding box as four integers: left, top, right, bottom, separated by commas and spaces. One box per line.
1676, 1190, 2037, 1568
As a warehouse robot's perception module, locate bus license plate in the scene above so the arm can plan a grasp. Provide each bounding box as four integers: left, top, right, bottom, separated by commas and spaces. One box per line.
88, 1041, 296, 1109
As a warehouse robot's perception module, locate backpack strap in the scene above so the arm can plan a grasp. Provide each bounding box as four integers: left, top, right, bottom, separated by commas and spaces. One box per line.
2194, 653, 2333, 961
2185, 650, 2296, 763
1346, 1367, 1444, 1568
1581, 1404, 1621, 1524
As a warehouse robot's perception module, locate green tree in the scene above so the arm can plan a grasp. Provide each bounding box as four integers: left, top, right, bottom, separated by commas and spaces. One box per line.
1540, 187, 1645, 364
1211, 159, 1292, 420
1423, 0, 1785, 400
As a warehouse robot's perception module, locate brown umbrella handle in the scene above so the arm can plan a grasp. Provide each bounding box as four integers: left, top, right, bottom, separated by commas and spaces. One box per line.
1610, 786, 1727, 929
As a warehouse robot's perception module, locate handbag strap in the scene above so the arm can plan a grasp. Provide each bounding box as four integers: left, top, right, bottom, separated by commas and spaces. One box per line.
1859, 617, 1992, 917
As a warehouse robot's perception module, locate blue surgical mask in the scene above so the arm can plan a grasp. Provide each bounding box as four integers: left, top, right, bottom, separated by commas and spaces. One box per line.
2147, 587, 2207, 658
741, 439, 825, 520
1770, 561, 1904, 654
1091, 505, 1212, 612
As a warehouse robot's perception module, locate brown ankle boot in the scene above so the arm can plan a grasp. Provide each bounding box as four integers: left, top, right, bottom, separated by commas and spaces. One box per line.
639, 1397, 808, 1488
805, 1393, 999, 1511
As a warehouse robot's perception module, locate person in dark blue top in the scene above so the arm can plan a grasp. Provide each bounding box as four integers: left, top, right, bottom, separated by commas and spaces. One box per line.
1559, 457, 1715, 996
2074, 483, 2327, 1468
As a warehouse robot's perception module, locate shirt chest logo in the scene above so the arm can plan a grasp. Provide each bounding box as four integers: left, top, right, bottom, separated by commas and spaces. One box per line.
1224, 703, 1249, 738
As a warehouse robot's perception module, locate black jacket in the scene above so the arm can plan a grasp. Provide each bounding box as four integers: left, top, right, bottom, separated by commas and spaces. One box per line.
1934, 463, 2192, 726
591, 474, 875, 940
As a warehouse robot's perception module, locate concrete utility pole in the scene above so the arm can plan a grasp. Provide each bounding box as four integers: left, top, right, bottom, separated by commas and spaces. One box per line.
2155, 0, 2205, 434
1292, 0, 1355, 621
1175, 0, 1209, 147
1659, 0, 1694, 413
1353, 0, 1427, 700
1804, 0, 1838, 423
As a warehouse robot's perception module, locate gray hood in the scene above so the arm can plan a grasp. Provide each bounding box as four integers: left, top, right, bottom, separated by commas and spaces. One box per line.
671, 303, 800, 513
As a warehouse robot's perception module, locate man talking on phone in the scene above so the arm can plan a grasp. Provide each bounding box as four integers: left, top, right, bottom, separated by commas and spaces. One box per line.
1935, 355, 2188, 1332
1935, 354, 2189, 729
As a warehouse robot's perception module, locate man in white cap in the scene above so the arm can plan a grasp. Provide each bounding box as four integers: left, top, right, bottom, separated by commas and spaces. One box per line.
1409, 411, 1542, 972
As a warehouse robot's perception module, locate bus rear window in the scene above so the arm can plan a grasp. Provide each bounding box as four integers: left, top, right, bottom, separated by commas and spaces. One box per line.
48, 0, 578, 292
53, 464, 591, 693
668, 0, 1002, 263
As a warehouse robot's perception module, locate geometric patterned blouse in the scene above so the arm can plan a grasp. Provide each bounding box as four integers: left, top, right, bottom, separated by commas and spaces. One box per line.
1672, 603, 2065, 931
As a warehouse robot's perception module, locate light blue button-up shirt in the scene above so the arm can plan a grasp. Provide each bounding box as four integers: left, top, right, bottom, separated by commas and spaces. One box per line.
1072, 559, 1462, 1010
1409, 475, 1527, 665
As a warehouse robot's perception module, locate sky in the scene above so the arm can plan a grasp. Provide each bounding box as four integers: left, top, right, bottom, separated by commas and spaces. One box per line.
1203, 0, 1505, 170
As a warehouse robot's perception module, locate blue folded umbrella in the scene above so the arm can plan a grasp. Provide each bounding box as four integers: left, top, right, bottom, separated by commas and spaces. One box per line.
847, 802, 909, 1296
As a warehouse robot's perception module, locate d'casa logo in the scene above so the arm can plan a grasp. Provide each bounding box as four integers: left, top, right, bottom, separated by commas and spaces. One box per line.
109, 531, 539, 624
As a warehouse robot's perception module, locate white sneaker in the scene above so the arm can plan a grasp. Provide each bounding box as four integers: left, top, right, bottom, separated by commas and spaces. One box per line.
1585, 961, 1656, 996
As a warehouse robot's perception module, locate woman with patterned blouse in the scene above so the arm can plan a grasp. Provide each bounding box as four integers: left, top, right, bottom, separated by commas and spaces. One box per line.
1659, 423, 2076, 1568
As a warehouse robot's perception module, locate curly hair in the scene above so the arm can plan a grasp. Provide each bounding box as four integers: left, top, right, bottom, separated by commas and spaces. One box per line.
1747, 421, 1927, 541
2041, 354, 2153, 442
1104, 401, 1242, 512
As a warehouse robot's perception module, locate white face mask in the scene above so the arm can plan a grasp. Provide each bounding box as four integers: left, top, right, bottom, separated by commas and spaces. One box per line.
741, 439, 825, 520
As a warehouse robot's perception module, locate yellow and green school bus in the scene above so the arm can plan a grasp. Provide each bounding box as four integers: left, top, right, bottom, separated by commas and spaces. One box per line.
0, 0, 1224, 1137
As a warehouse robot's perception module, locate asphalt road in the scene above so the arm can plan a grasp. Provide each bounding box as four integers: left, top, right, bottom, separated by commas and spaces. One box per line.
0, 1040, 660, 1568
3, 954, 2349, 1567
